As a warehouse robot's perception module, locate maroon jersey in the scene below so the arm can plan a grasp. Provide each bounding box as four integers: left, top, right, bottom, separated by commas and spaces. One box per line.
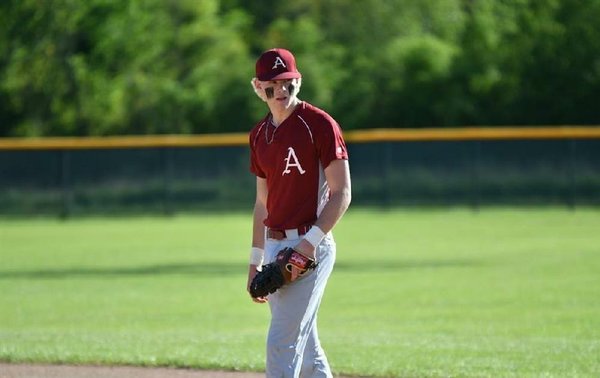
249, 101, 348, 230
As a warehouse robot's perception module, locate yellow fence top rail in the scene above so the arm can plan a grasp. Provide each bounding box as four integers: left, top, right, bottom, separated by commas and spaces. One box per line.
345, 126, 600, 142
0, 134, 248, 150
0, 127, 599, 150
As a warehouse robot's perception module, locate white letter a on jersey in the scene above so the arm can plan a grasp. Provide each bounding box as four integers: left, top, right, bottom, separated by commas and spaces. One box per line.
283, 147, 306, 175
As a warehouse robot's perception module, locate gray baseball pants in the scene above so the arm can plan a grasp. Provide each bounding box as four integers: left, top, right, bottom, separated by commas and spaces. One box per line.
264, 232, 336, 378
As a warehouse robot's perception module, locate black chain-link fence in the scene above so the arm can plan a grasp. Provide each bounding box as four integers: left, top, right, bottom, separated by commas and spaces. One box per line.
1, 137, 599, 217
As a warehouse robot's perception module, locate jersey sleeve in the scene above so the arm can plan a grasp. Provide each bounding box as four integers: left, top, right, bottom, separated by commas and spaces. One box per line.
249, 131, 266, 178
315, 115, 349, 169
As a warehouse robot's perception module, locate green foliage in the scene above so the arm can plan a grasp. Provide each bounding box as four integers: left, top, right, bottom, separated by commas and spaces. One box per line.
1, 0, 254, 136
1, 0, 599, 136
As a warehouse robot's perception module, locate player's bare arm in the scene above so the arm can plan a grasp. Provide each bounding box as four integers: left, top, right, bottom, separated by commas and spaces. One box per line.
252, 177, 268, 250
294, 159, 351, 259
247, 177, 268, 303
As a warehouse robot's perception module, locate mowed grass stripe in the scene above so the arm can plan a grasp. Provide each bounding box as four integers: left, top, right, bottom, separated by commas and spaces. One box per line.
1, 208, 599, 377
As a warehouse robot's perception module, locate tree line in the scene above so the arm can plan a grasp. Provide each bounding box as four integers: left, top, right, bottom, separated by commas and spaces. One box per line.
1, 0, 599, 137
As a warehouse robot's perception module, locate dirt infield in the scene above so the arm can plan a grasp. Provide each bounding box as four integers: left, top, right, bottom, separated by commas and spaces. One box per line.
0, 363, 357, 378
0, 363, 265, 378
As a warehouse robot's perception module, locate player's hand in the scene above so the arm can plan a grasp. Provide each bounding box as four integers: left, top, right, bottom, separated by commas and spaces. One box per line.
252, 294, 268, 303
290, 240, 317, 281
247, 266, 268, 303
293, 239, 316, 260
290, 265, 302, 281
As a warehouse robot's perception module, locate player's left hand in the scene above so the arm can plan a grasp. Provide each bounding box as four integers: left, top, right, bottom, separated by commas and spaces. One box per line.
293, 239, 316, 260
290, 265, 303, 281
290, 239, 316, 281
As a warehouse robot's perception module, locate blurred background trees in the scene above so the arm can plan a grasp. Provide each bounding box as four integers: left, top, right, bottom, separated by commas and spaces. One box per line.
1, 0, 599, 137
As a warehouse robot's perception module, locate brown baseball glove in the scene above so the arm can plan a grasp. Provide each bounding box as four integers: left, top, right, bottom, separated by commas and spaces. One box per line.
249, 247, 317, 298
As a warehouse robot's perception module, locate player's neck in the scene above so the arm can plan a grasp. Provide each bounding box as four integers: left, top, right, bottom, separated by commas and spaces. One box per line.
269, 98, 301, 127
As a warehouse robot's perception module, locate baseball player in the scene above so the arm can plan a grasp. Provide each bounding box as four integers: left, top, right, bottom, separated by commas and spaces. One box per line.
246, 48, 352, 377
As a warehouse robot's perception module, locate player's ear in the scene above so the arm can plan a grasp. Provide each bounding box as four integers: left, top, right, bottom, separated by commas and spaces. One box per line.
293, 77, 302, 95
252, 78, 261, 90
251, 78, 268, 102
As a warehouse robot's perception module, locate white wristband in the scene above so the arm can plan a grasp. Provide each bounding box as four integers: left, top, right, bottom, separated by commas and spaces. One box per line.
249, 247, 264, 266
303, 226, 326, 248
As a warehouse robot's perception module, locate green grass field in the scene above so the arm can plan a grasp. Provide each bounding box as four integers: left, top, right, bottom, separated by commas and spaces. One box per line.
1, 208, 599, 377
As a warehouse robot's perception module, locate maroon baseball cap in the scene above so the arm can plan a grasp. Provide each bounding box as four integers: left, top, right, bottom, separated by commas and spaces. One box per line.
255, 48, 302, 81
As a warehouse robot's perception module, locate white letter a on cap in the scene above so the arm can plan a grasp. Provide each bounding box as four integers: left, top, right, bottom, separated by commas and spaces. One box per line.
272, 57, 287, 69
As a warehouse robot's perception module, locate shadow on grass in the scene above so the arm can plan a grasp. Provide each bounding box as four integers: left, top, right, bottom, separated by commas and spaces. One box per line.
335, 258, 481, 272
0, 259, 480, 280
0, 263, 246, 279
